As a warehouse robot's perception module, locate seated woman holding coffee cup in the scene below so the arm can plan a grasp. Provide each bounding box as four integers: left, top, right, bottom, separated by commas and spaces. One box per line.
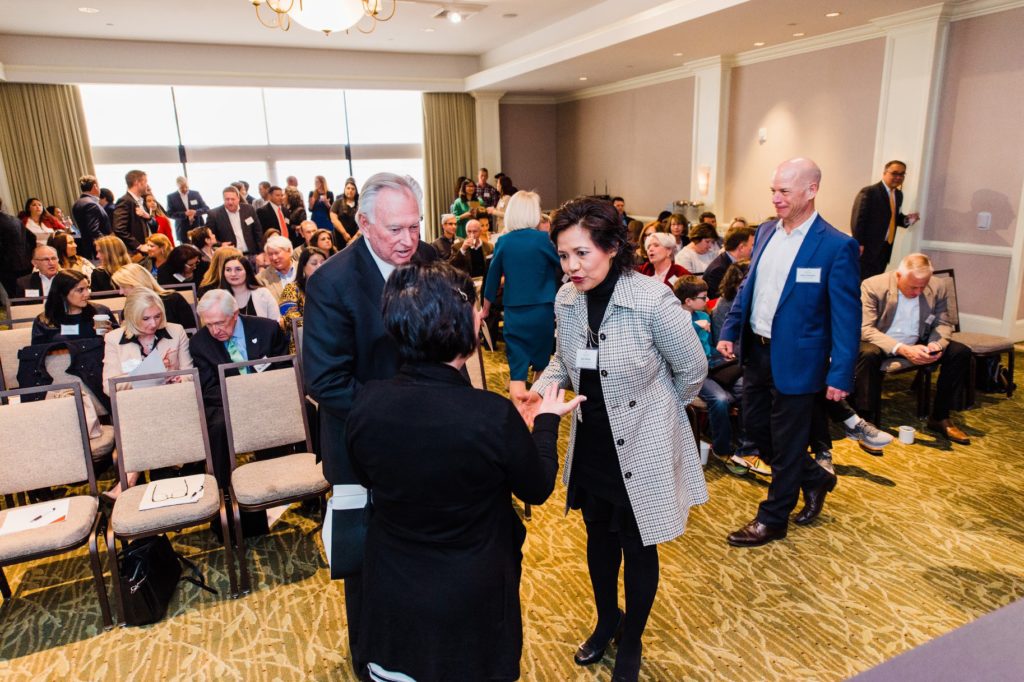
31, 270, 117, 345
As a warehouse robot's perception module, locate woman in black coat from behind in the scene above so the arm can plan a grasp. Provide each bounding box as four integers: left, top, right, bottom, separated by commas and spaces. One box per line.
345, 262, 583, 682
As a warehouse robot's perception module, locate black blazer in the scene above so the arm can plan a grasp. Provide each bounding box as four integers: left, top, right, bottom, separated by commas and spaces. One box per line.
701, 250, 734, 300
303, 236, 437, 485
188, 314, 288, 409
256, 203, 290, 238
851, 181, 908, 275
15, 272, 43, 299
206, 205, 264, 255
166, 190, 209, 234
71, 193, 110, 260
1, 211, 32, 297
111, 192, 152, 253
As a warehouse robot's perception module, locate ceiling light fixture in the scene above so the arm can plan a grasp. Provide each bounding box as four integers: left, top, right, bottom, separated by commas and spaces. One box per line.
792, 32, 805, 37
447, 10, 462, 23
673, 52, 683, 57
753, 41, 766, 47
78, 6, 100, 13
825, 12, 841, 18
251, 0, 397, 35
579, 76, 588, 81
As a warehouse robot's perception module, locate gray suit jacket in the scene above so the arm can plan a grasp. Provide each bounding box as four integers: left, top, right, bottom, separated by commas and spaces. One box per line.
860, 271, 953, 354
532, 270, 709, 546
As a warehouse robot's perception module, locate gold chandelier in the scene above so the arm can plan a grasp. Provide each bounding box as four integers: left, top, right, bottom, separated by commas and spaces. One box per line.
251, 0, 397, 35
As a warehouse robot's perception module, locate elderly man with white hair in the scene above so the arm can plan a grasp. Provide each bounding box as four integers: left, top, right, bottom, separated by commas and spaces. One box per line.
854, 252, 974, 444
257, 234, 296, 302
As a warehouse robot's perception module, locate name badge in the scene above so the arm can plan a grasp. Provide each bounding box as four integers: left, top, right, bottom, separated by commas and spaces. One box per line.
25, 288, 40, 298
668, 275, 679, 286
60, 324, 79, 337
190, 199, 198, 206
244, 217, 254, 225
253, 361, 271, 373
796, 267, 821, 283
925, 314, 935, 325
576, 348, 599, 370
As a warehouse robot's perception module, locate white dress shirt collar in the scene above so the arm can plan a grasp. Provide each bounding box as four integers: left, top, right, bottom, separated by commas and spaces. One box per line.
364, 238, 395, 282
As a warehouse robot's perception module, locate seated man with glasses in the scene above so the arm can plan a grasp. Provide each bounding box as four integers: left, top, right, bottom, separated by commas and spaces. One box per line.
16, 245, 61, 298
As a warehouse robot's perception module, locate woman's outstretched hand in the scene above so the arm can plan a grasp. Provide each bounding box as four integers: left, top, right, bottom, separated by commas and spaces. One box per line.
536, 384, 585, 418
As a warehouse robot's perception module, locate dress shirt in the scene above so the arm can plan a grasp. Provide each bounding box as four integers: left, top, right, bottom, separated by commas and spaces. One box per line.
227, 210, 248, 253
179, 192, 190, 210
226, 318, 249, 361
887, 291, 921, 353
40, 273, 55, 297
365, 238, 395, 282
750, 212, 817, 338
277, 266, 296, 286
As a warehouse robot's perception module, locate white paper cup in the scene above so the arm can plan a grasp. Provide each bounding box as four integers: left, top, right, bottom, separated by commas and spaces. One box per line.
93, 314, 110, 335
898, 425, 915, 444
699, 441, 710, 466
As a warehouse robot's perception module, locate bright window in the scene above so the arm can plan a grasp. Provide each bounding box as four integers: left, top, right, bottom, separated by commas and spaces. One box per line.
344, 90, 423, 145
93, 163, 183, 206
183, 162, 272, 208
173, 86, 268, 147
79, 85, 179, 147
264, 88, 348, 145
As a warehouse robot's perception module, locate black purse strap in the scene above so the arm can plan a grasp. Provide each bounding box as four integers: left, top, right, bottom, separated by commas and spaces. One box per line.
177, 552, 218, 595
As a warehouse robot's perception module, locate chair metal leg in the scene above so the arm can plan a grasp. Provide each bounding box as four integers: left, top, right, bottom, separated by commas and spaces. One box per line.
966, 355, 977, 409
917, 369, 931, 419
1008, 349, 1016, 398
88, 515, 113, 629
220, 495, 239, 599
104, 522, 125, 627
523, 503, 532, 521
230, 494, 249, 596
0, 566, 11, 599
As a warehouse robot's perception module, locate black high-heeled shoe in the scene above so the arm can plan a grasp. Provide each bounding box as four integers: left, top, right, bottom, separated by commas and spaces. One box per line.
611, 640, 642, 682
573, 609, 624, 666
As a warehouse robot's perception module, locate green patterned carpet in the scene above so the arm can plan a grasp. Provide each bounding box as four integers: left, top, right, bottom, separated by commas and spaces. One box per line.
2, 347, 1022, 681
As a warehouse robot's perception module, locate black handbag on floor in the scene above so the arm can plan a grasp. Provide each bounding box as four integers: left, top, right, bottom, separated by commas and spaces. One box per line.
118, 535, 217, 626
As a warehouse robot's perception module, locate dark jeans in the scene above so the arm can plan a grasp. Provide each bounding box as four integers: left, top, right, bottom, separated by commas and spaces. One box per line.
742, 341, 832, 527
853, 340, 971, 421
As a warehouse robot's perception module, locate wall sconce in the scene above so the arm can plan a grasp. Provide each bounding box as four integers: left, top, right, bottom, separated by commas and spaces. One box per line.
697, 165, 711, 197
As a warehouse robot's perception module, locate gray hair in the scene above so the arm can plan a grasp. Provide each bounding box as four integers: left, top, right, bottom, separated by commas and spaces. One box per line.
197, 289, 239, 319
897, 252, 933, 279
357, 172, 423, 227
264, 235, 293, 253
440, 213, 455, 224
645, 231, 678, 256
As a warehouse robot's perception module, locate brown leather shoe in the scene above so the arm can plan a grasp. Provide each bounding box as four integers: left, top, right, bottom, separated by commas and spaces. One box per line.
794, 473, 838, 525
927, 418, 971, 445
727, 519, 787, 547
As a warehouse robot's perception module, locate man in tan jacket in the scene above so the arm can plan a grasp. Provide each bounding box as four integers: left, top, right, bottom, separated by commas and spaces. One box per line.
854, 253, 972, 444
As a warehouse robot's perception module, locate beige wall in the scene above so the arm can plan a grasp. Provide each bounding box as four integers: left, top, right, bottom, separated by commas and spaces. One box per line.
499, 103, 559, 210
925, 8, 1024, 321
723, 39, 885, 228
555, 78, 694, 217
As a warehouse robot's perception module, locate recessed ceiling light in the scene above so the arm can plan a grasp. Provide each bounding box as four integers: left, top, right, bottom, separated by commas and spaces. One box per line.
579, 76, 588, 81
792, 32, 805, 37
78, 6, 99, 13
502, 13, 517, 19
448, 11, 462, 23
673, 52, 683, 57
753, 41, 766, 47
826, 12, 841, 18
423, 27, 434, 32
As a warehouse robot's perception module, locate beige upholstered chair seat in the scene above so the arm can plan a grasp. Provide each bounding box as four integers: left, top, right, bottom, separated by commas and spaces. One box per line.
0, 495, 98, 561
89, 424, 115, 459
952, 332, 1014, 355
110, 474, 220, 536
231, 453, 328, 506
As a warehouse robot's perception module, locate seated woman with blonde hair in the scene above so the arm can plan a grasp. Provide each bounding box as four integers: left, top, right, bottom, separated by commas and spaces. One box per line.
112, 263, 198, 329
91, 234, 133, 292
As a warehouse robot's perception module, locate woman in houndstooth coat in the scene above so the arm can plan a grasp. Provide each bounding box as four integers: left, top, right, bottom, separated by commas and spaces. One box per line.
529, 197, 708, 682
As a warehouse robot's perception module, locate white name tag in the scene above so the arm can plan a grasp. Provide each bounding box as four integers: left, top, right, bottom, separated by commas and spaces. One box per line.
244, 217, 254, 225
576, 348, 599, 370
796, 267, 821, 283
25, 288, 40, 298
925, 314, 935, 324
60, 324, 79, 337
253, 361, 271, 373
189, 199, 198, 206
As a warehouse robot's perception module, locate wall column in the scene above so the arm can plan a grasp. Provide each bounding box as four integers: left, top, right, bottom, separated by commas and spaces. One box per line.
471, 91, 505, 175
870, 4, 952, 265
689, 56, 732, 220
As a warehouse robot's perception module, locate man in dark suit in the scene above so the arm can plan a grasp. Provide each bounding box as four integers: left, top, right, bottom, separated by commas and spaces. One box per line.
112, 169, 155, 261
190, 289, 289, 486
256, 186, 292, 242
303, 172, 437, 678
206, 186, 264, 260
167, 175, 210, 245
702, 223, 755, 299
71, 174, 111, 261
851, 160, 921, 280
718, 158, 861, 547
0, 199, 32, 298
15, 245, 61, 298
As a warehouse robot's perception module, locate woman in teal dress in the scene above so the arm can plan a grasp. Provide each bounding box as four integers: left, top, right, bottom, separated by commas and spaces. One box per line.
450, 178, 480, 239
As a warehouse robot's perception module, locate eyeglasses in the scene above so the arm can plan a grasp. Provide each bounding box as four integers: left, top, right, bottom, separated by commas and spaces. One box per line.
693, 295, 708, 300
33, 256, 59, 263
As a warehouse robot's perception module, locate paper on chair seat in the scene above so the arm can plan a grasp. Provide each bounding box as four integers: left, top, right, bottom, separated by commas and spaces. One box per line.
138, 473, 206, 511
0, 499, 71, 536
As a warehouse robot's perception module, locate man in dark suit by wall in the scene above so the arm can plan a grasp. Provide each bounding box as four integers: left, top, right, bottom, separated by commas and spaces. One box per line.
167, 175, 210, 245
256, 186, 292, 243
112, 169, 155, 261
718, 158, 861, 547
71, 174, 111, 261
0, 198, 32, 298
303, 172, 437, 679
851, 160, 921, 280
206, 186, 264, 261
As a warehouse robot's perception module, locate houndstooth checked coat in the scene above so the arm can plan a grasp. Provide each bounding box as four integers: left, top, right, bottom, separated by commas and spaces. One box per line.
532, 270, 709, 546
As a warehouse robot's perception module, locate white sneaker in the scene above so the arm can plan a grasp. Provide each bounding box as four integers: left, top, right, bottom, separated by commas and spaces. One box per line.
844, 419, 893, 452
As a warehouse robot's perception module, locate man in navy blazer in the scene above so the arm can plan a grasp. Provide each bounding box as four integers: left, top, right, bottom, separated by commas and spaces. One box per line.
71, 174, 111, 261
718, 158, 861, 547
851, 161, 920, 280
167, 176, 210, 245
303, 172, 437, 678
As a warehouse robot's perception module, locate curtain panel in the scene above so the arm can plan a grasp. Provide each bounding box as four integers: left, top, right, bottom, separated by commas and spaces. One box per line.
422, 93, 476, 242
0, 83, 95, 219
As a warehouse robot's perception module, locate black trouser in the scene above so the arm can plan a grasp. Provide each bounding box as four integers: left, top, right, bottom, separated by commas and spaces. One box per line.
808, 395, 857, 454
743, 340, 832, 527
860, 243, 892, 281
853, 340, 971, 421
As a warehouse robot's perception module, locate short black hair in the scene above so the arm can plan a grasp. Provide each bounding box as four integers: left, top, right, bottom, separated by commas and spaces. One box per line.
42, 270, 93, 327
723, 225, 756, 251
99, 188, 115, 203
164, 244, 202, 276
673, 275, 707, 303
550, 197, 635, 274
699, 211, 717, 222
611, 196, 624, 203
720, 259, 751, 301
382, 262, 478, 364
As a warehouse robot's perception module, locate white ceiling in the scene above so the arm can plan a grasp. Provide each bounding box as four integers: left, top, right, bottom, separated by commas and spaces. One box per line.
0, 0, 952, 95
